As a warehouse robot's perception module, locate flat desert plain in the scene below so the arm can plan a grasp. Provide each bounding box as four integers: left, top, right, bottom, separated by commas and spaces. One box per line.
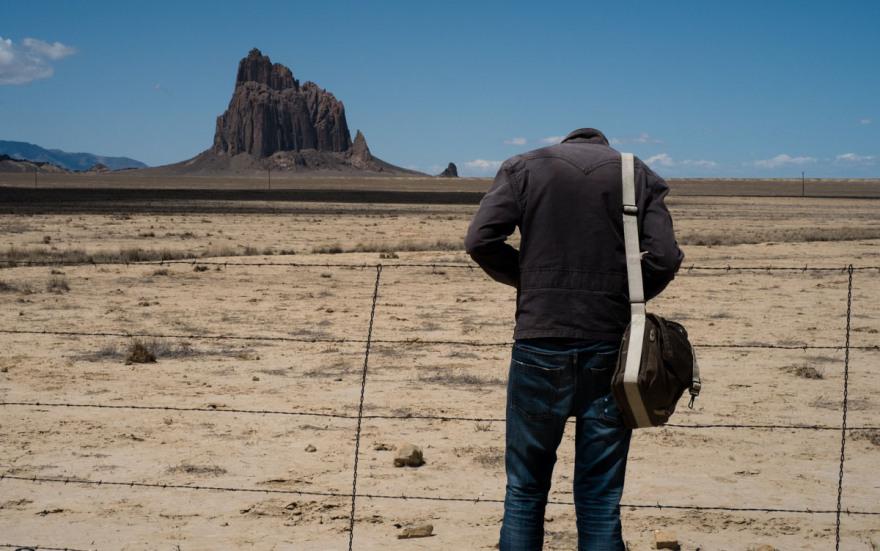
1, 184, 879, 550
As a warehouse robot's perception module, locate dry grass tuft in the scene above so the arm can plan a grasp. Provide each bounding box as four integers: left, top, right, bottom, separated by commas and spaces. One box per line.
782, 364, 824, 380
125, 340, 157, 364
75, 339, 257, 363
678, 227, 880, 247
0, 243, 272, 266
311, 239, 463, 255
0, 280, 19, 293
46, 275, 70, 293
166, 463, 227, 476
418, 370, 504, 387
851, 429, 880, 448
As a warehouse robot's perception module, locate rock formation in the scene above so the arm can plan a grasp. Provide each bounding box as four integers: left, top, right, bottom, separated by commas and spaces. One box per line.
438, 162, 458, 177
159, 48, 419, 175
349, 130, 373, 169
212, 49, 352, 158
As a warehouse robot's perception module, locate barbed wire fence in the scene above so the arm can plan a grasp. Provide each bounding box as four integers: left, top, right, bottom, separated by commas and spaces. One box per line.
0, 260, 876, 551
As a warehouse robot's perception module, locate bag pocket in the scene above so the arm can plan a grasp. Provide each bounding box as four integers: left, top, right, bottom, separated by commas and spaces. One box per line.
598, 392, 625, 427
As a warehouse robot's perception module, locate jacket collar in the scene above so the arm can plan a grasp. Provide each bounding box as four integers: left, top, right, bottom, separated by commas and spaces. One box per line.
561, 128, 609, 146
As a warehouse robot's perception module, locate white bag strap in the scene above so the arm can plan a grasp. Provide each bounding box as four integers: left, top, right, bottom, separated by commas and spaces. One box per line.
621, 153, 702, 413
620, 153, 652, 427
620, 152, 644, 304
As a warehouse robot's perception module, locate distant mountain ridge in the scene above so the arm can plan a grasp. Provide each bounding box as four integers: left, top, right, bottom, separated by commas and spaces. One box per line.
0, 140, 147, 171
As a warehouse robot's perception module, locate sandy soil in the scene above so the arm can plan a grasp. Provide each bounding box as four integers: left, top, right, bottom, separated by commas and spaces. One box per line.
1, 193, 879, 550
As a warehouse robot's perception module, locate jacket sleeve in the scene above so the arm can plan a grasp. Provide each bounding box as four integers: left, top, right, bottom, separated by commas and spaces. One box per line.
464, 163, 521, 288
639, 166, 684, 300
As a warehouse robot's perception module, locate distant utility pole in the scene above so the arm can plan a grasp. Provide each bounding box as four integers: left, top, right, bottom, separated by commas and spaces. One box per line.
34, 166, 38, 189
801, 171, 805, 197
267, 168, 271, 191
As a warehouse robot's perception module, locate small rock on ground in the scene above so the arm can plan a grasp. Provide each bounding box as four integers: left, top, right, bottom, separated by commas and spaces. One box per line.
394, 443, 424, 467
654, 529, 680, 550
397, 524, 433, 539
304, 444, 316, 452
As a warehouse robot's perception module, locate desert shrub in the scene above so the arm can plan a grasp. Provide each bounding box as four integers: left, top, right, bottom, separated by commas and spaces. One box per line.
126, 340, 156, 364
193, 265, 209, 272
782, 364, 824, 379
0, 280, 18, 293
166, 463, 227, 476
312, 244, 344, 254
851, 429, 880, 448
46, 275, 70, 293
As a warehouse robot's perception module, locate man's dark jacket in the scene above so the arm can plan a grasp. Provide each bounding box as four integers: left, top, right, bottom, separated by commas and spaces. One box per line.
464, 128, 684, 342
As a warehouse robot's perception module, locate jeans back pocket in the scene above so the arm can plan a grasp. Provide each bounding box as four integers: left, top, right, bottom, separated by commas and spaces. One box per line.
508, 344, 571, 420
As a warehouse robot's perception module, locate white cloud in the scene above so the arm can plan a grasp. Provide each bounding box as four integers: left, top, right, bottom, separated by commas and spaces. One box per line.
614, 132, 663, 145
835, 153, 875, 164
753, 154, 817, 169
504, 137, 527, 146
645, 153, 674, 167
643, 154, 717, 170
540, 136, 564, 145
681, 159, 718, 168
22, 38, 76, 60
0, 36, 76, 85
634, 132, 662, 144
464, 159, 502, 171
859, 118, 872, 125
0, 38, 13, 64
462, 159, 503, 176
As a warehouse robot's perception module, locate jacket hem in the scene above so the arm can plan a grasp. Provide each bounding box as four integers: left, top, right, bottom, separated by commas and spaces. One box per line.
512, 328, 623, 342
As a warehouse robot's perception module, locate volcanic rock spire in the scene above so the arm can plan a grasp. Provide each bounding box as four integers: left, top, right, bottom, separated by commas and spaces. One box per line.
161, 49, 421, 175
212, 48, 352, 158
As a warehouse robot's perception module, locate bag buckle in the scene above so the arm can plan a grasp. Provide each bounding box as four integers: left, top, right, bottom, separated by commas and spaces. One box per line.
688, 381, 701, 409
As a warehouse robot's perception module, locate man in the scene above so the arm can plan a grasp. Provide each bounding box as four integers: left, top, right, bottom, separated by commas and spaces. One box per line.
464, 128, 683, 550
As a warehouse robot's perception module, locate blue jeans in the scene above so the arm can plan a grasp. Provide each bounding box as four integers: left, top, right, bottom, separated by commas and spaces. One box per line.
500, 339, 632, 551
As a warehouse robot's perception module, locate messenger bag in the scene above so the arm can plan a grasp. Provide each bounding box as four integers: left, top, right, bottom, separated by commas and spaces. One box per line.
610, 153, 702, 429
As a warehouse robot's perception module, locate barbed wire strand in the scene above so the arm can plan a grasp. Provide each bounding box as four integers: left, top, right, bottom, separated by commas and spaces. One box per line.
348, 265, 381, 550
1, 329, 876, 352
835, 266, 855, 550
2, 474, 878, 517
1, 257, 880, 272
0, 544, 92, 551
2, 401, 879, 433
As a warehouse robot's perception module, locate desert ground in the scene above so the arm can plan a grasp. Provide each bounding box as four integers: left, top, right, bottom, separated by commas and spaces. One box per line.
1, 179, 879, 550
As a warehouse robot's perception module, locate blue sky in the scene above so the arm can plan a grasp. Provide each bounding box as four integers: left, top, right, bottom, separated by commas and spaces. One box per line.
1, 1, 877, 177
